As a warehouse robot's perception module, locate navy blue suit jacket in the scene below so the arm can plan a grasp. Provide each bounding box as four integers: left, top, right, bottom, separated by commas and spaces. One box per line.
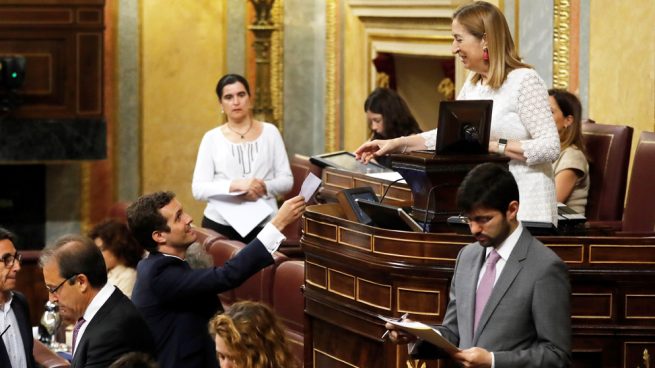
132, 238, 274, 368
0, 292, 36, 368
71, 288, 156, 368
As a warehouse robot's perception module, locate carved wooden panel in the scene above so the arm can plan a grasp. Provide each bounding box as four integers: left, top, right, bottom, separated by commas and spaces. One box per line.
303, 203, 655, 368
572, 293, 613, 319
0, 1, 105, 119
321, 167, 412, 207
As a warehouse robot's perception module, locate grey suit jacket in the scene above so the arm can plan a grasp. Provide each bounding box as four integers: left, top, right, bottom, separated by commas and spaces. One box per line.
413, 228, 571, 367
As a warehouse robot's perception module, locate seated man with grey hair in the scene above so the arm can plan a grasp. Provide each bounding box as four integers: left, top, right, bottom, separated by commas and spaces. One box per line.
40, 234, 156, 367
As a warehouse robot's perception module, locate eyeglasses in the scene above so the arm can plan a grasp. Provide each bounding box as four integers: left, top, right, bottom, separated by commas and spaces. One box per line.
459, 214, 494, 226
1, 252, 21, 268
46, 274, 78, 295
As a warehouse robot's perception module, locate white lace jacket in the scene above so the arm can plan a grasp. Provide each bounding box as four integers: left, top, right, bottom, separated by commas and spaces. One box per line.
421, 68, 560, 224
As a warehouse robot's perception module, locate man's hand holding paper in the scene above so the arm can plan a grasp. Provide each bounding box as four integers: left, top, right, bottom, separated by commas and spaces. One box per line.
378, 314, 460, 356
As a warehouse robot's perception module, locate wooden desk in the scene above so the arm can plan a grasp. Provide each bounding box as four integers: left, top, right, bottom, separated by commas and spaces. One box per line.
391, 151, 509, 230
320, 167, 413, 207
301, 204, 655, 368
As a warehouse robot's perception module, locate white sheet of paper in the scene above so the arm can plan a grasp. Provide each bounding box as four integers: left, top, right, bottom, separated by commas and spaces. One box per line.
377, 314, 460, 355
366, 171, 406, 184
214, 196, 273, 237
299, 172, 322, 202
211, 191, 246, 197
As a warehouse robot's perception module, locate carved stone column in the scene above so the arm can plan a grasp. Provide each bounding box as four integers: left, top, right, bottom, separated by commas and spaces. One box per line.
249, 0, 276, 124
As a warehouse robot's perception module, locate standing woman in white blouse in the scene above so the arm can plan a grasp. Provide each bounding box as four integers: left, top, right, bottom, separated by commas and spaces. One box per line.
355, 1, 560, 224
192, 74, 293, 243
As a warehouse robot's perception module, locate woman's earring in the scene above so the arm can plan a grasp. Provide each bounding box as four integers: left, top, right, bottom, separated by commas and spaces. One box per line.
483, 47, 489, 61
221, 109, 224, 114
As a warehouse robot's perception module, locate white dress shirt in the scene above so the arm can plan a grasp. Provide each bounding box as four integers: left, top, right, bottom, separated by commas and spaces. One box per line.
72, 284, 116, 356
0, 292, 27, 368
475, 222, 524, 368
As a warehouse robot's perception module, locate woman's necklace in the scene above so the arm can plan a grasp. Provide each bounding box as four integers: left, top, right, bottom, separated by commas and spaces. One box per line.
225, 121, 253, 139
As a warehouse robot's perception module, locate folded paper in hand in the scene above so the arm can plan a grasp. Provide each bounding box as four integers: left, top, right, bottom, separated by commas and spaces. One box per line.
299, 173, 322, 202
377, 314, 460, 355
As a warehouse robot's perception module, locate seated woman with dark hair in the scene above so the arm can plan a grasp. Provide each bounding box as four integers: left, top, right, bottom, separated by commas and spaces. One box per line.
209, 301, 298, 368
548, 88, 589, 215
364, 87, 422, 168
89, 219, 145, 298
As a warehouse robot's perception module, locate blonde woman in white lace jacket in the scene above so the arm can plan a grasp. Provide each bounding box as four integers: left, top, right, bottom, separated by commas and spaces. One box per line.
355, 1, 559, 225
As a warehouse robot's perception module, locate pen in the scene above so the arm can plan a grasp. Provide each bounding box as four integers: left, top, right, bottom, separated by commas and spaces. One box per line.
381, 313, 409, 340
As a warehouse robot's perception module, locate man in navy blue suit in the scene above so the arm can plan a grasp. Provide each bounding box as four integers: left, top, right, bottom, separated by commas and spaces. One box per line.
127, 191, 305, 368
0, 227, 35, 368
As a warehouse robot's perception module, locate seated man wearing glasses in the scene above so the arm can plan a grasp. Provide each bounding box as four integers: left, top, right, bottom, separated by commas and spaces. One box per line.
40, 234, 156, 367
384, 163, 571, 367
0, 227, 35, 368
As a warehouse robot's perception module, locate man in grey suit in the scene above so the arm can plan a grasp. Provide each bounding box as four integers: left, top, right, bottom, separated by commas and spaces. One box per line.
386, 163, 571, 367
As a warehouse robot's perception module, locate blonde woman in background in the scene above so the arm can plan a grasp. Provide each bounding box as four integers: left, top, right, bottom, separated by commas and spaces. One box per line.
356, 1, 560, 224
209, 301, 298, 368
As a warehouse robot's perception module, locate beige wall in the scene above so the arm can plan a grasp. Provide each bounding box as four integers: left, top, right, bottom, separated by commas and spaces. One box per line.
141, 0, 225, 220
395, 55, 446, 132
589, 0, 655, 167
342, 4, 369, 151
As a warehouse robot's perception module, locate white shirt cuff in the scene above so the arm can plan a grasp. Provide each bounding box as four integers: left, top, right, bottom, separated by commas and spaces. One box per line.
218, 181, 231, 194
491, 352, 495, 368
256, 223, 286, 254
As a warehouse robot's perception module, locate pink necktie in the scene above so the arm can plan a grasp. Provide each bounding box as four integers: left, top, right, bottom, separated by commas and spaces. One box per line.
71, 317, 86, 354
474, 249, 501, 333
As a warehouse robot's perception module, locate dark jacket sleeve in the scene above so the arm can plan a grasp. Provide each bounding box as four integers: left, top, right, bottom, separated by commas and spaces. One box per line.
151, 238, 274, 302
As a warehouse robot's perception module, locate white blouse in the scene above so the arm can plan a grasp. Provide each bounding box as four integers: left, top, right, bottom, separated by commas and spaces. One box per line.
108, 264, 137, 299
192, 122, 293, 225
421, 68, 560, 224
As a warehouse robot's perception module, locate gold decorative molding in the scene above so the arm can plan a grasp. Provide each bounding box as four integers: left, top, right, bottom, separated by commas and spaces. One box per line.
271, 0, 284, 132
571, 292, 613, 319
339, 1, 464, 149
545, 243, 584, 264
644, 348, 651, 368
305, 218, 338, 242
625, 294, 655, 319
356, 277, 392, 310
397, 287, 441, 316
305, 260, 327, 289
553, 0, 570, 89
249, 0, 277, 124
328, 268, 356, 299
324, 0, 339, 152
338, 227, 373, 251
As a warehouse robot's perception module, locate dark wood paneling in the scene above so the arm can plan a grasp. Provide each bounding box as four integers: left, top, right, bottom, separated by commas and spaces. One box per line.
76, 32, 101, 114
15, 250, 48, 326
321, 168, 412, 207
624, 342, 655, 368
0, 8, 74, 24
303, 204, 655, 367
0, 1, 104, 119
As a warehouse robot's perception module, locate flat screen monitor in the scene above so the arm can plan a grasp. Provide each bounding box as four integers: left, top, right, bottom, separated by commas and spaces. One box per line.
310, 151, 391, 174
435, 100, 493, 155
356, 199, 424, 232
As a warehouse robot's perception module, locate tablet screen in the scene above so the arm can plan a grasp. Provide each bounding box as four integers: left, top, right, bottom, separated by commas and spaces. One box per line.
310, 151, 392, 174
